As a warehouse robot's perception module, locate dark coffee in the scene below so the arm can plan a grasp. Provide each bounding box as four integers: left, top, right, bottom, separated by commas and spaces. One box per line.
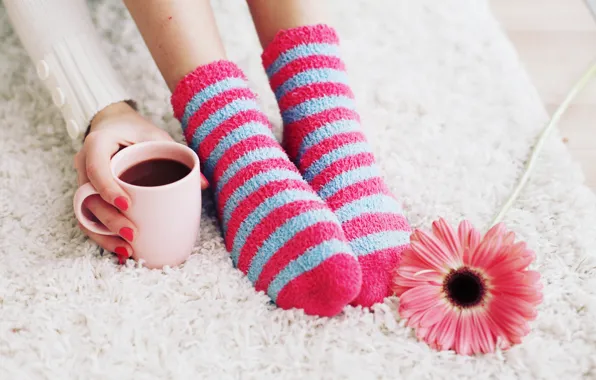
119, 159, 191, 187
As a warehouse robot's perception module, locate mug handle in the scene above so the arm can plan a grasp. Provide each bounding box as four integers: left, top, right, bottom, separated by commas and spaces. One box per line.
73, 183, 117, 236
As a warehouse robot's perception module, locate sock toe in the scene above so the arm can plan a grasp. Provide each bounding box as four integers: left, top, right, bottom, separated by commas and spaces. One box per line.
349, 245, 408, 307
276, 253, 362, 317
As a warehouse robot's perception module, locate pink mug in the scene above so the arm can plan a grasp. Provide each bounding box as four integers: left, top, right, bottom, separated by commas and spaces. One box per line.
73, 141, 202, 268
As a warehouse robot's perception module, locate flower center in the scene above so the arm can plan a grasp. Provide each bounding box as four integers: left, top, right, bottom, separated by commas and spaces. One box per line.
444, 268, 486, 308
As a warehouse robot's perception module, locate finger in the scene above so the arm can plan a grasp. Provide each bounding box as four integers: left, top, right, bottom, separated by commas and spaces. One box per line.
78, 223, 132, 264
84, 194, 136, 242
200, 173, 209, 190
74, 150, 89, 186
149, 129, 175, 142
84, 132, 130, 211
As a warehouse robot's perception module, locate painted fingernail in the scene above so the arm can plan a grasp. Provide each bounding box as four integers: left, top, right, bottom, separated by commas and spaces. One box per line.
114, 246, 129, 265
114, 197, 129, 211
119, 227, 134, 242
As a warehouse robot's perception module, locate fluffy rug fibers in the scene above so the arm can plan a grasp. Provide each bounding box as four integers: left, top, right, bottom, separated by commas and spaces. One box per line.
1, 0, 596, 378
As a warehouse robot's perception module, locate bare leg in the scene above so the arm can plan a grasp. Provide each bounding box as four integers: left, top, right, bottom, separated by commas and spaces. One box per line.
124, 0, 226, 91
246, 0, 327, 48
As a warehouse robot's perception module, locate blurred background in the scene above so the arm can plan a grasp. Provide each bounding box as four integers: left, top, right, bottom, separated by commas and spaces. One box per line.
492, 0, 596, 191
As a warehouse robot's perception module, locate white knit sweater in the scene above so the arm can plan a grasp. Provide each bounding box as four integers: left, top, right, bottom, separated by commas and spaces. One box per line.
4, 0, 132, 141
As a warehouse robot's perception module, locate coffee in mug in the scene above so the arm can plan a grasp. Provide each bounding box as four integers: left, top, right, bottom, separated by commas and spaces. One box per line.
119, 159, 192, 187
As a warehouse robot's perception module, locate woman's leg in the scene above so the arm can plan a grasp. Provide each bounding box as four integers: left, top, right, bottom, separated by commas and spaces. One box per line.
124, 0, 226, 91
247, 0, 326, 48
248, 1, 412, 307
125, 0, 362, 317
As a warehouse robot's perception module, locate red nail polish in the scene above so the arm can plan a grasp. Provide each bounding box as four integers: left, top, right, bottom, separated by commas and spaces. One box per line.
114, 197, 129, 211
119, 227, 134, 242
114, 246, 129, 265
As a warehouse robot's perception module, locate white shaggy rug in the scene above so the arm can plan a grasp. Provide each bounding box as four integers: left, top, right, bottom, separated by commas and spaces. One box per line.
1, 0, 596, 378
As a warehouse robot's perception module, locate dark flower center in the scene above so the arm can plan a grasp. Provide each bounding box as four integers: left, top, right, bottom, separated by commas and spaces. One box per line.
444, 268, 486, 308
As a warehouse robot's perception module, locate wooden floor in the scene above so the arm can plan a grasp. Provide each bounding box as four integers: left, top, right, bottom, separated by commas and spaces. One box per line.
491, 0, 596, 191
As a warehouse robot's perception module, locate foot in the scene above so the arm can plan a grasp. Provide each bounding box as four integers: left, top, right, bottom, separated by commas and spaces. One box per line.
262, 25, 411, 307
171, 60, 362, 316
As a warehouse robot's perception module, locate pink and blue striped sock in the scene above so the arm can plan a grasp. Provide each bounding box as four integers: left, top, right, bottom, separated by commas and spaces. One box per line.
171, 61, 362, 317
262, 25, 411, 307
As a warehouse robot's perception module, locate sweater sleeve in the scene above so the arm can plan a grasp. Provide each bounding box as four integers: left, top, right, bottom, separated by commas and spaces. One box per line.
4, 0, 133, 141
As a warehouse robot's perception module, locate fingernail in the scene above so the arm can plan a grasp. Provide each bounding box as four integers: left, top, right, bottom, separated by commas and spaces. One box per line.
114, 246, 129, 265
200, 173, 210, 189
114, 197, 129, 211
119, 227, 134, 242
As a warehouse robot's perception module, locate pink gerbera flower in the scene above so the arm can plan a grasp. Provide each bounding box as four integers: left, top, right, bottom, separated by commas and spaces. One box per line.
394, 218, 543, 355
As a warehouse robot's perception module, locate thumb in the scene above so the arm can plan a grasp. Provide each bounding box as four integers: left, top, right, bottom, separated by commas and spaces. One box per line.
85, 132, 130, 211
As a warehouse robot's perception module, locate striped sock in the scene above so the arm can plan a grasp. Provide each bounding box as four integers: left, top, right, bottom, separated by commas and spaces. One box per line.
262, 25, 411, 307
171, 61, 362, 317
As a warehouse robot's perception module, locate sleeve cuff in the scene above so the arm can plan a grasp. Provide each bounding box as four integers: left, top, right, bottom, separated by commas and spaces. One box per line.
38, 32, 133, 140
4, 0, 133, 142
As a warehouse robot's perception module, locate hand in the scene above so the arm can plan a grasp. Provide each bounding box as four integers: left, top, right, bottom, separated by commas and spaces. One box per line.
74, 101, 208, 263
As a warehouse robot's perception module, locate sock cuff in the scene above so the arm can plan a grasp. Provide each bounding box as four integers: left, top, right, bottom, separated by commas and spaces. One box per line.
261, 24, 340, 71
171, 60, 247, 120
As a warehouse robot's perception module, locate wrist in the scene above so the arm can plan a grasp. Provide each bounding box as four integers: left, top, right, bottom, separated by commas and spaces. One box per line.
89, 101, 137, 133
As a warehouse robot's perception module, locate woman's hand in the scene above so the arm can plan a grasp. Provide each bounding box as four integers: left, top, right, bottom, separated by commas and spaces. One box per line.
74, 101, 207, 263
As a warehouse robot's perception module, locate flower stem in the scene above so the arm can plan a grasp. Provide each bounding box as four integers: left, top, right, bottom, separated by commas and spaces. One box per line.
489, 62, 596, 228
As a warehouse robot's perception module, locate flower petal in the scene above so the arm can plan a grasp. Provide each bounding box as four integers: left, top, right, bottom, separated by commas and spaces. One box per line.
393, 285, 410, 296
406, 308, 426, 328
399, 285, 442, 313
485, 255, 535, 278
419, 303, 448, 328
469, 232, 502, 268
501, 297, 538, 320
462, 247, 473, 267
493, 283, 543, 303
397, 265, 444, 283
468, 316, 482, 355
492, 270, 542, 290
487, 298, 533, 341
432, 218, 463, 262
522, 270, 541, 285
483, 309, 508, 345
399, 255, 434, 272
502, 231, 516, 247
394, 276, 427, 290
412, 229, 458, 269
482, 240, 512, 269
471, 311, 495, 354
458, 220, 481, 254
435, 308, 459, 352
410, 239, 450, 272
454, 312, 474, 355
416, 326, 430, 341
484, 223, 507, 242
423, 319, 443, 348
422, 304, 452, 348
